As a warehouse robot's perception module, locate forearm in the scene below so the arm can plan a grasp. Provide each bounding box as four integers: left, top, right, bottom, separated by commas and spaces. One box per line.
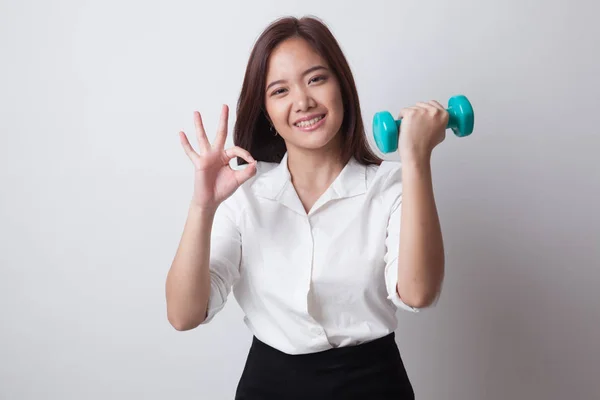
396, 156, 445, 307
165, 204, 215, 330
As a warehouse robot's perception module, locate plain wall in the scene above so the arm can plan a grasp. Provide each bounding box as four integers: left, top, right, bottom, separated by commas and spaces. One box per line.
1, 0, 599, 399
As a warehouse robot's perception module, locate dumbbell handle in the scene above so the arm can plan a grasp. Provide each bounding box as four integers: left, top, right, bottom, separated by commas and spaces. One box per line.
391, 106, 462, 131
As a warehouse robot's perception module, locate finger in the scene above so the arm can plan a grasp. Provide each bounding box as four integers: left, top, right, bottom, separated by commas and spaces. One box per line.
194, 111, 211, 153
234, 162, 258, 185
428, 100, 449, 123
179, 131, 200, 164
224, 146, 256, 164
427, 100, 446, 111
214, 104, 229, 150
416, 102, 438, 112
398, 106, 420, 119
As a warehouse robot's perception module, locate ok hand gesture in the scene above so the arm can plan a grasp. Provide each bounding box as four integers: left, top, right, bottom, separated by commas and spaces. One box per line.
179, 105, 257, 212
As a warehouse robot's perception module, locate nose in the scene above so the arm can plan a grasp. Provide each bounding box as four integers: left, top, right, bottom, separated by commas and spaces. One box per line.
294, 87, 316, 113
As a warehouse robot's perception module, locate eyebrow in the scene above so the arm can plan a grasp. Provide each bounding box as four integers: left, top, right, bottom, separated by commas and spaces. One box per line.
265, 65, 328, 91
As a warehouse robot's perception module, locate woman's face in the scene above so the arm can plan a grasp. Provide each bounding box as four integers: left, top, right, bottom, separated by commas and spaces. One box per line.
264, 37, 344, 154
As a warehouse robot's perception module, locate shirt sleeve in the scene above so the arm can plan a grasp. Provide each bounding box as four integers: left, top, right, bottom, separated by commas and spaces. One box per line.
383, 165, 421, 313
199, 196, 242, 324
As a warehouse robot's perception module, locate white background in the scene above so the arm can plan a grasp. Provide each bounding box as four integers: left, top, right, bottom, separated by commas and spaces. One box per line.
1, 0, 599, 399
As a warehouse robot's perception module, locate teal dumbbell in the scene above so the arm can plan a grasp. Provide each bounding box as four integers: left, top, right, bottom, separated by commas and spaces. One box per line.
373, 94, 474, 153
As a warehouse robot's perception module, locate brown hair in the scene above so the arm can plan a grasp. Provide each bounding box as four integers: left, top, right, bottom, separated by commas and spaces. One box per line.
233, 15, 382, 166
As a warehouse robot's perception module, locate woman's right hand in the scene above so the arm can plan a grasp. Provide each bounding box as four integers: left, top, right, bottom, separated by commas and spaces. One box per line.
179, 104, 257, 212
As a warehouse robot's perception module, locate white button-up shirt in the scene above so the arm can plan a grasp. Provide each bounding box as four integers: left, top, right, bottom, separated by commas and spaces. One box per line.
201, 152, 420, 355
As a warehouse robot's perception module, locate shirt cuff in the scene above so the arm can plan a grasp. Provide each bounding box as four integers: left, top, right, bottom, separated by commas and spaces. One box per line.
387, 288, 421, 313
198, 272, 227, 324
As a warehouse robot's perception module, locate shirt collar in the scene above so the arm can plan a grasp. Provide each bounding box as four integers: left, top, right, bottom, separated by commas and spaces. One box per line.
250, 152, 367, 214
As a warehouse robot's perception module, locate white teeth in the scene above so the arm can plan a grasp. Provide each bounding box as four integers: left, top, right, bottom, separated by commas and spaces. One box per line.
295, 115, 324, 128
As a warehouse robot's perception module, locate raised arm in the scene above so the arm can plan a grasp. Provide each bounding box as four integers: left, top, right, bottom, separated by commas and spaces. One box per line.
395, 100, 447, 308
165, 105, 256, 330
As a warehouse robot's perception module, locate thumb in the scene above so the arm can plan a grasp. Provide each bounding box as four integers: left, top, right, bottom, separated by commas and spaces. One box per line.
235, 161, 257, 185
397, 106, 419, 120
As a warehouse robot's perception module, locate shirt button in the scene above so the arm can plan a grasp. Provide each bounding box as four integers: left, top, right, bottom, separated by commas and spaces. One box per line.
311, 327, 324, 335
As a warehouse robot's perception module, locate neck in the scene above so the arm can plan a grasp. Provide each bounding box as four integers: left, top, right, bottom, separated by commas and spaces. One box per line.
285, 146, 346, 193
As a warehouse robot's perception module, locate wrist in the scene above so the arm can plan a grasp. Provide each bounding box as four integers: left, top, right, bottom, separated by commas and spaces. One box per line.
399, 150, 431, 169
188, 202, 217, 220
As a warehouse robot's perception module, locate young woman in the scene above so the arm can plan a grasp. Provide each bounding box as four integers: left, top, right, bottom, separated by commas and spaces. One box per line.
166, 15, 447, 400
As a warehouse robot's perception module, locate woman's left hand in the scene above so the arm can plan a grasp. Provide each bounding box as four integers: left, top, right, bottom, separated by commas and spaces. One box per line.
397, 100, 448, 163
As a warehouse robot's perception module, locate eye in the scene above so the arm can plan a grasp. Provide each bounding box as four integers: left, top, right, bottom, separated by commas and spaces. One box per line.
309, 75, 327, 84
271, 88, 287, 96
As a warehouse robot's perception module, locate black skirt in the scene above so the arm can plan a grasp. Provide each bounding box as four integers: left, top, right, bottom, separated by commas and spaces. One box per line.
235, 332, 414, 400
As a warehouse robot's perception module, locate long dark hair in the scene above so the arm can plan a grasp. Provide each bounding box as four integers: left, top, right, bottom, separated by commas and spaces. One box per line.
233, 16, 382, 166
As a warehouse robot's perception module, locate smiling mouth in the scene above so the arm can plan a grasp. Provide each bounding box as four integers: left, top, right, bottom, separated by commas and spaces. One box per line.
294, 114, 326, 128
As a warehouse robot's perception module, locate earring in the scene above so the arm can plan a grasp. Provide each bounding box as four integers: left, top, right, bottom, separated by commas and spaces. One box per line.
270, 124, 278, 136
